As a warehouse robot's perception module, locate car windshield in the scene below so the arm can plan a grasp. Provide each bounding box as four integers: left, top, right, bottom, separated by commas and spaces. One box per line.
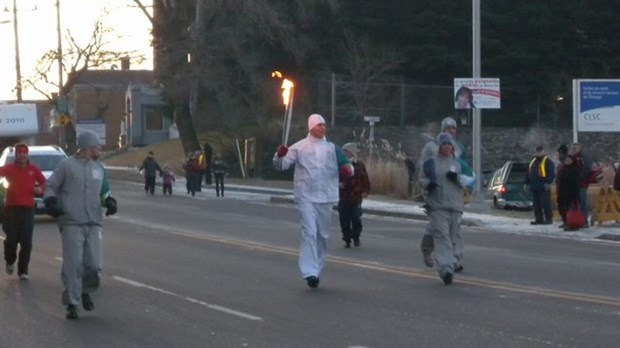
7, 154, 65, 171
506, 163, 529, 184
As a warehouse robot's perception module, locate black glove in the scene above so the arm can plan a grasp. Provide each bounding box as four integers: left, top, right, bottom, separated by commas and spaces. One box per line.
446, 171, 458, 182
105, 197, 118, 216
44, 196, 63, 218
427, 182, 438, 192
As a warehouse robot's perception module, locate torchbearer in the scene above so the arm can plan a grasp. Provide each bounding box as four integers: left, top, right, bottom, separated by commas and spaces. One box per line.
273, 114, 354, 289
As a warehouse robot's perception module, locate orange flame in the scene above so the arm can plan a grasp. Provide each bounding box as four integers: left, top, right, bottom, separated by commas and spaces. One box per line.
272, 71, 294, 106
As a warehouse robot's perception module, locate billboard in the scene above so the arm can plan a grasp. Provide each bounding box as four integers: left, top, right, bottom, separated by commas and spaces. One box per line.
454, 78, 501, 109
573, 79, 620, 133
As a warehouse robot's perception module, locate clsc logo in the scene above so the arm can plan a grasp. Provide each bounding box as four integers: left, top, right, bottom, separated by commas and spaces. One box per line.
583, 113, 601, 120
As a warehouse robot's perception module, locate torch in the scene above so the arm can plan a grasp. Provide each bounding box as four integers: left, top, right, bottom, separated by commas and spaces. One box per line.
272, 71, 295, 146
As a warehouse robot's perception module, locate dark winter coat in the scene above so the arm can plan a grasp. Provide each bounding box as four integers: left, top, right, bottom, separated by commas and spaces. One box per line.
140, 157, 162, 178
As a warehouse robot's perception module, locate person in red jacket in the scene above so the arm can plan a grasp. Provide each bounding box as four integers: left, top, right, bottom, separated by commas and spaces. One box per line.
0, 144, 46, 279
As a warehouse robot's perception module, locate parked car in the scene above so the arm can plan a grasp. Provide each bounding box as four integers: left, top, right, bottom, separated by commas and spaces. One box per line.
486, 161, 533, 210
0, 145, 68, 220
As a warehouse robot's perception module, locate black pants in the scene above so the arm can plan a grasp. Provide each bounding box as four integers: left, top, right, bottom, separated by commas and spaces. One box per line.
2, 207, 35, 275
144, 175, 156, 195
163, 183, 173, 195
214, 173, 225, 196
338, 201, 362, 242
532, 190, 553, 222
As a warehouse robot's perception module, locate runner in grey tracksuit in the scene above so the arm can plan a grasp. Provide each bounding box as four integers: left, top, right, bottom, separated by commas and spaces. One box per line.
43, 130, 117, 319
419, 132, 474, 285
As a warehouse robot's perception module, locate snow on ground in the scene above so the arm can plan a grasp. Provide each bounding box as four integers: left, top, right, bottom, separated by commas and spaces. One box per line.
126, 176, 620, 243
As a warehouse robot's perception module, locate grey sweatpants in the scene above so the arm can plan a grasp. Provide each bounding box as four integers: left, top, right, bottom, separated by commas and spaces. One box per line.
428, 209, 463, 277
60, 224, 103, 306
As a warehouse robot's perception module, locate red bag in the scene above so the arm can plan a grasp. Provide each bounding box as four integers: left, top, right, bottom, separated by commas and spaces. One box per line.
566, 201, 584, 228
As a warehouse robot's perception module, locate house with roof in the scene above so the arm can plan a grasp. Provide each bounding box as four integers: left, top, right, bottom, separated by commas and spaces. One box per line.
64, 65, 172, 150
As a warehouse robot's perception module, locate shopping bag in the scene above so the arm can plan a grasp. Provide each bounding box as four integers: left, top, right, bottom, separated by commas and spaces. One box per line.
566, 201, 584, 228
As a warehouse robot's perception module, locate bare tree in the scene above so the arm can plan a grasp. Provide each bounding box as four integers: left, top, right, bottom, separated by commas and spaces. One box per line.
23, 18, 144, 102
339, 31, 406, 116
132, 0, 338, 154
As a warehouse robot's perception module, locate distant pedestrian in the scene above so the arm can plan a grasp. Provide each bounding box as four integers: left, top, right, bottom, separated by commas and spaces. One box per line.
419, 132, 474, 285
183, 152, 202, 196
570, 143, 593, 227
203, 142, 213, 185
139, 151, 162, 195
43, 131, 118, 319
161, 165, 176, 195
212, 153, 228, 197
403, 152, 416, 198
273, 113, 353, 288
555, 144, 580, 230
0, 144, 46, 280
338, 143, 370, 248
525, 145, 556, 225
614, 162, 620, 191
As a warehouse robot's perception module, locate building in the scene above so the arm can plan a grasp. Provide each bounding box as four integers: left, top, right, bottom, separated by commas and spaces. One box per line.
65, 67, 171, 150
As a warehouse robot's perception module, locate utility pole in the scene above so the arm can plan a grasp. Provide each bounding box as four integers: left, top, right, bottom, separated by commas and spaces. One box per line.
472, 0, 482, 198
56, 0, 63, 92
12, 0, 22, 102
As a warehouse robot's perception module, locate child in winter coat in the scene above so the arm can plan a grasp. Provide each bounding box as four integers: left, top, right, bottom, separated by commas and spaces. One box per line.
162, 165, 176, 195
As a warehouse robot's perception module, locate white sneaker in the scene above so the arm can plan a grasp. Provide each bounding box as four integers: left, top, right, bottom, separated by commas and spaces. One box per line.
19, 273, 29, 280
5, 264, 14, 275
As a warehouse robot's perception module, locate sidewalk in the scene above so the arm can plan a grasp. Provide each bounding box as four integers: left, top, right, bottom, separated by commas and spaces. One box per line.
105, 166, 620, 242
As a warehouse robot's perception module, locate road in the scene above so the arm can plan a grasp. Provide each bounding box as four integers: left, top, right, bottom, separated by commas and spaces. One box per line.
1, 180, 619, 348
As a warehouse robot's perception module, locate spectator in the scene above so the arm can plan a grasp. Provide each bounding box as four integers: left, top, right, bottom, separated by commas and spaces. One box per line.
43, 130, 118, 319
161, 165, 176, 195
139, 151, 162, 195
403, 152, 416, 198
614, 162, 620, 191
555, 144, 580, 231
570, 142, 592, 228
525, 145, 556, 225
203, 142, 213, 185
183, 152, 202, 197
273, 114, 353, 288
0, 144, 46, 280
212, 152, 228, 197
338, 143, 371, 248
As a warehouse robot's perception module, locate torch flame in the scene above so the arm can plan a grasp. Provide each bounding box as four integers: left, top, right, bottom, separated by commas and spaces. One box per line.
272, 71, 294, 106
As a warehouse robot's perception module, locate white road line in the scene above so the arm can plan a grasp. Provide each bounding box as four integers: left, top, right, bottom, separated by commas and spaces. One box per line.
112, 275, 263, 322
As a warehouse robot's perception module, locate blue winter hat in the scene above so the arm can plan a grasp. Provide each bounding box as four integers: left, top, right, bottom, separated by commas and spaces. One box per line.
436, 132, 453, 146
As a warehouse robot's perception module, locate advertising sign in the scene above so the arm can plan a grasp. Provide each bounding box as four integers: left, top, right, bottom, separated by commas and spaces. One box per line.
454, 78, 501, 109
0, 103, 39, 137
573, 79, 620, 133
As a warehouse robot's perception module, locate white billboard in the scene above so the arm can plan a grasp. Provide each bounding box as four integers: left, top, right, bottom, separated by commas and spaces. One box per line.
0, 103, 39, 137
454, 78, 501, 109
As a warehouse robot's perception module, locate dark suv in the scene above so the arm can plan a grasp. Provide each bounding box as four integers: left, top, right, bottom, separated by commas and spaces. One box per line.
0, 145, 68, 220
486, 161, 533, 210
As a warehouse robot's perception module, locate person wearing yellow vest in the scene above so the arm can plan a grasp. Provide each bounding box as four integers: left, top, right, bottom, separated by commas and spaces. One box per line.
525, 145, 556, 225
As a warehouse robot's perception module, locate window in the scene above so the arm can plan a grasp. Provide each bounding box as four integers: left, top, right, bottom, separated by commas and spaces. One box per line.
143, 105, 165, 131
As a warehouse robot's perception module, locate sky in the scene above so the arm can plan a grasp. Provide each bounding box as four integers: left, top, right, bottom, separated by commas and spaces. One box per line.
0, 0, 153, 102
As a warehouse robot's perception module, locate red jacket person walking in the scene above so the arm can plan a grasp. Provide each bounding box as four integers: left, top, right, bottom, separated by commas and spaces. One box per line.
0, 144, 46, 279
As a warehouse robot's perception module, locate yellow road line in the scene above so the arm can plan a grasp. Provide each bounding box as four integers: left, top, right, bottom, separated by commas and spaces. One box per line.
169, 230, 620, 307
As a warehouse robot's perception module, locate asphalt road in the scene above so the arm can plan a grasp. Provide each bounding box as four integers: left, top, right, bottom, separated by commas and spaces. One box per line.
1, 180, 618, 348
